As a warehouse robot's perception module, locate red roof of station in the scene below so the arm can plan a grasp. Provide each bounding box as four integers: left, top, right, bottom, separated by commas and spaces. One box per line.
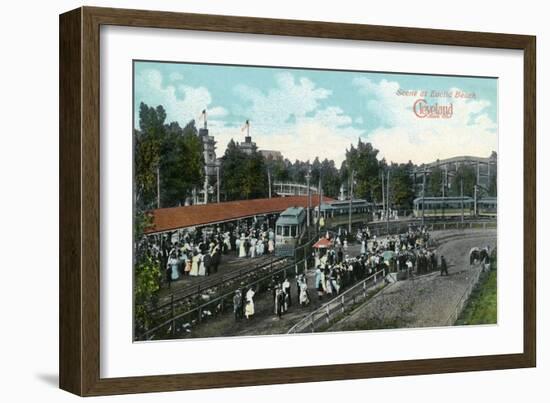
145, 195, 334, 234
313, 238, 333, 249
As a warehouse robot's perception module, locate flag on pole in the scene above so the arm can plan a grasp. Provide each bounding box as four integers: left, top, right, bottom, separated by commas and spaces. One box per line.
198, 109, 207, 122
241, 119, 250, 132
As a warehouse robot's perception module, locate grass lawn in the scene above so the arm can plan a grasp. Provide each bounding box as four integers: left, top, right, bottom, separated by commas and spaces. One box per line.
456, 269, 497, 325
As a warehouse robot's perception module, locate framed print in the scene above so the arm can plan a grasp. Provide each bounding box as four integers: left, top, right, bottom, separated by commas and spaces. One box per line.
59, 6, 536, 396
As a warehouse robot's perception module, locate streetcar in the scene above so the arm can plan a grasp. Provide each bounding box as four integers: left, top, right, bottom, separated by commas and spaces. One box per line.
315, 199, 373, 227
478, 197, 497, 217
413, 196, 474, 218
274, 206, 307, 256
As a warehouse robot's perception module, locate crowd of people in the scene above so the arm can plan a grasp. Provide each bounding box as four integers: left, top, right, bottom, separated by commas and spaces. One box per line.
138, 216, 279, 288
310, 224, 445, 301
139, 214, 452, 329
226, 224, 446, 323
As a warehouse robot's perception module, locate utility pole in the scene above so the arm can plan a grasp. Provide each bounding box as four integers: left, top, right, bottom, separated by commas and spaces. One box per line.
474, 184, 478, 217
317, 173, 322, 235
216, 165, 220, 203
381, 171, 385, 221
422, 170, 426, 226
267, 168, 272, 199
386, 169, 390, 233
461, 178, 464, 224
348, 169, 355, 234
156, 163, 161, 209
305, 168, 311, 228
441, 166, 446, 217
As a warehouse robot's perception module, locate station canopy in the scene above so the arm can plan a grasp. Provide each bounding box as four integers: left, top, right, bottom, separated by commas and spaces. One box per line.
313, 238, 333, 249
145, 195, 333, 235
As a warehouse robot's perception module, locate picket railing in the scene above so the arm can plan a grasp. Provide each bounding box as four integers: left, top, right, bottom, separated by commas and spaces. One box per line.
287, 269, 386, 334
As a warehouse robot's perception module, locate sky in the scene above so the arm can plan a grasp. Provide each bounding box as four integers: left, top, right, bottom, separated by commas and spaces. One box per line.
133, 60, 498, 166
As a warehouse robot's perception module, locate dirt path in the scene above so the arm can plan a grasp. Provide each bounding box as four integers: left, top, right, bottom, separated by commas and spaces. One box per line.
329, 229, 497, 331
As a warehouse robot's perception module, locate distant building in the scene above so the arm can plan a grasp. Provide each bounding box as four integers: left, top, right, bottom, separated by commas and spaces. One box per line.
197, 123, 220, 204
260, 149, 283, 160
412, 153, 497, 195
236, 135, 257, 155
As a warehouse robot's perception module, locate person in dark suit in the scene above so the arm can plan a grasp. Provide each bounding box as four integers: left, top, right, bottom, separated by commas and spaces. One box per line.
440, 255, 448, 276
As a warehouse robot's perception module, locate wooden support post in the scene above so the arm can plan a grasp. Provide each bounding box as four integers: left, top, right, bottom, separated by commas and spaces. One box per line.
171, 295, 175, 336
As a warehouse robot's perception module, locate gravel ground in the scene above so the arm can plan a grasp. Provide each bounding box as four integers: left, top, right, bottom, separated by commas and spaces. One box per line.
329, 229, 497, 331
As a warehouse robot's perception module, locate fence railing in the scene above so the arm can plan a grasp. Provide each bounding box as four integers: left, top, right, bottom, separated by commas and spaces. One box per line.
148, 255, 286, 319
138, 255, 308, 341
445, 264, 484, 326
287, 269, 386, 334
359, 219, 496, 238
138, 219, 495, 340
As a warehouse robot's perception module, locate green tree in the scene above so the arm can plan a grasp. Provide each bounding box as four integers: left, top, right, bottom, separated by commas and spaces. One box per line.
320, 158, 341, 198
265, 155, 290, 182
134, 103, 163, 210
135, 103, 205, 209
133, 211, 161, 334
428, 165, 443, 196
159, 121, 204, 207
388, 162, 415, 209
220, 140, 268, 200
343, 139, 382, 202
450, 164, 477, 197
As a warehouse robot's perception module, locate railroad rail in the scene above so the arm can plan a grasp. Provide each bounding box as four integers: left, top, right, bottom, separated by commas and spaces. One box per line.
148, 255, 288, 319
137, 218, 496, 340
287, 269, 387, 334
138, 258, 300, 341
334, 218, 496, 236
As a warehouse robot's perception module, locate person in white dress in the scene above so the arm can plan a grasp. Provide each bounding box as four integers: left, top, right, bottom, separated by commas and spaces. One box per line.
245, 288, 255, 319
198, 253, 206, 276
250, 237, 257, 258
189, 252, 200, 276
224, 232, 231, 252
167, 253, 180, 281
238, 235, 247, 258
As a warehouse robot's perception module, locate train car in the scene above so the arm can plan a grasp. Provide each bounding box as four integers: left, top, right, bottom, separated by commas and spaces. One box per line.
315, 199, 373, 227
413, 196, 474, 218
478, 197, 497, 217
275, 207, 307, 257
319, 199, 371, 217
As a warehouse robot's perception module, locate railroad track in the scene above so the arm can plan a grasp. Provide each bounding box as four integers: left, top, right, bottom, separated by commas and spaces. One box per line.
148, 255, 289, 318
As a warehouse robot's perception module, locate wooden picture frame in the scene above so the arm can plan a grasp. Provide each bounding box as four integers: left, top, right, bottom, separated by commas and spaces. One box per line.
59, 6, 536, 396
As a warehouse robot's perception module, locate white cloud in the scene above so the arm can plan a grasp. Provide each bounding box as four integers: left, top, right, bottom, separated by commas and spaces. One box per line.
353, 78, 497, 164
169, 72, 184, 82
207, 106, 228, 118
134, 69, 362, 164
226, 72, 362, 165
234, 72, 331, 126
136, 69, 496, 167
208, 118, 360, 166
135, 69, 226, 127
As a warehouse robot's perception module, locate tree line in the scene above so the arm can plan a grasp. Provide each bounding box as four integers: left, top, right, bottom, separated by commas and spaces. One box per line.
134, 102, 497, 212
